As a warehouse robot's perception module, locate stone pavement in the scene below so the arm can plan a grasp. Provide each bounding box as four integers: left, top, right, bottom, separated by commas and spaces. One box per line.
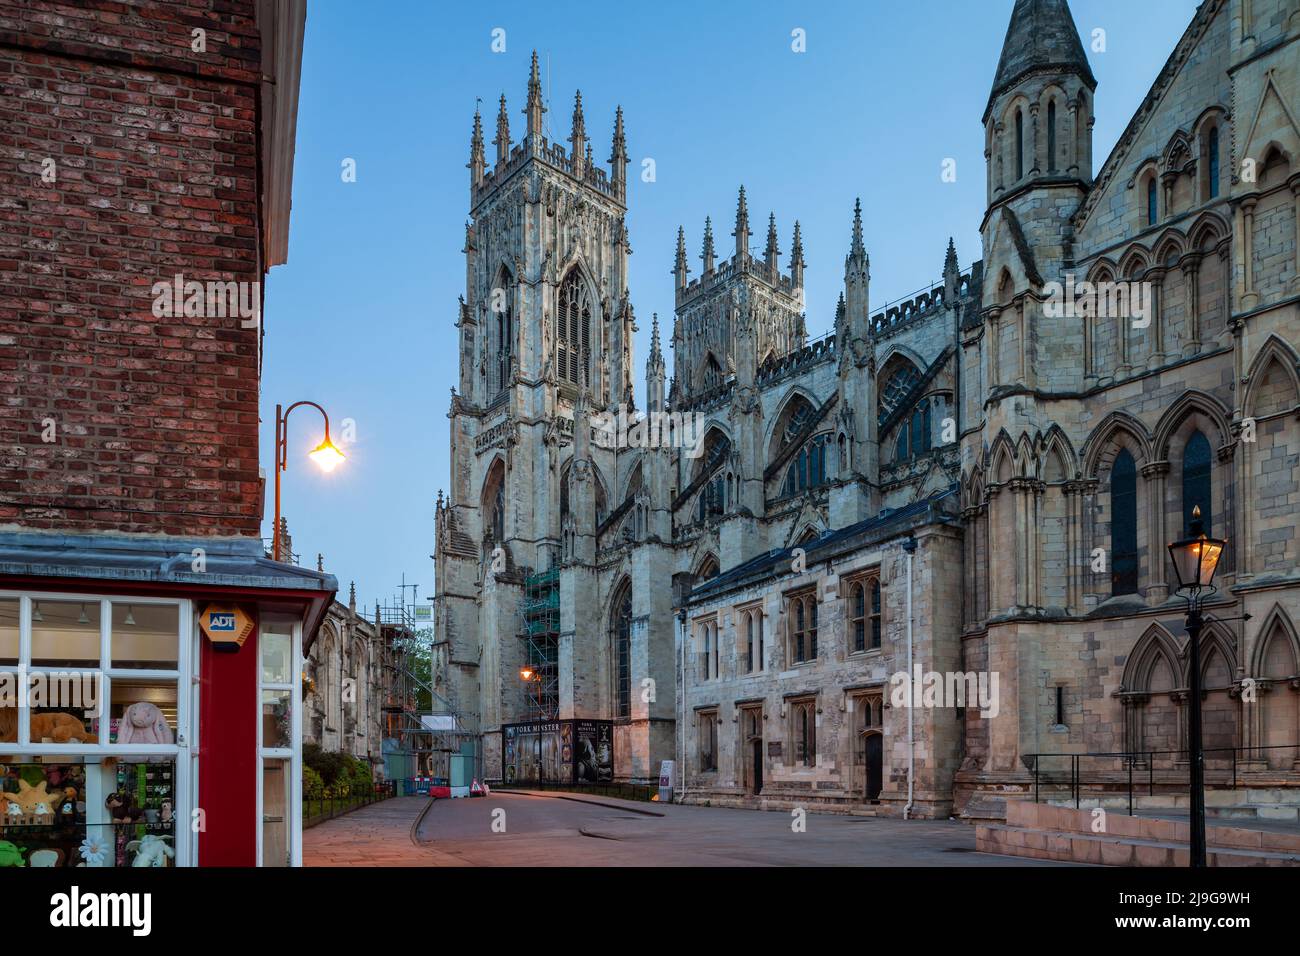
303, 796, 456, 866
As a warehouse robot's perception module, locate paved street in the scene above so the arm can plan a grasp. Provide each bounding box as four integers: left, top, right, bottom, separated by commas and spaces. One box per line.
305, 791, 1072, 866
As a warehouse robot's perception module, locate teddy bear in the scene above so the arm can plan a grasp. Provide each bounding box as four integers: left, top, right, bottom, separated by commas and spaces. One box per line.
117, 702, 172, 745
105, 791, 144, 824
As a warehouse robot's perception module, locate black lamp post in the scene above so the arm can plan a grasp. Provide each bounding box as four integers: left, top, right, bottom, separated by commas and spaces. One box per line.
1166, 504, 1226, 868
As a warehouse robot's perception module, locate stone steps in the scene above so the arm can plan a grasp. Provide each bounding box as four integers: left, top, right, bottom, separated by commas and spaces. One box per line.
975, 800, 1300, 867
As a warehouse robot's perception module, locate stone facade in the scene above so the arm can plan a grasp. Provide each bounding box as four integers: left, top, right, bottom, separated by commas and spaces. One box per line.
434, 0, 1300, 819
302, 585, 386, 776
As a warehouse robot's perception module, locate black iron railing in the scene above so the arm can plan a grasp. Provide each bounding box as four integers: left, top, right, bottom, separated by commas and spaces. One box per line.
1025, 744, 1300, 815
495, 780, 657, 803
302, 780, 397, 829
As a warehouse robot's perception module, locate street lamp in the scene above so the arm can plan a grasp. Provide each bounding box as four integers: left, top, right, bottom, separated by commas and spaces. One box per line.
273, 401, 346, 562
518, 665, 544, 786
1166, 504, 1227, 868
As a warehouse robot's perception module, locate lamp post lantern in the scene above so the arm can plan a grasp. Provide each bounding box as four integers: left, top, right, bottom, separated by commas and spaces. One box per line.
272, 401, 346, 562
1166, 504, 1226, 868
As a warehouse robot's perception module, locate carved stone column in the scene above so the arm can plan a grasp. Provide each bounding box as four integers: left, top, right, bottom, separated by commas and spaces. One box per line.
1239, 194, 1259, 311
1180, 253, 1201, 357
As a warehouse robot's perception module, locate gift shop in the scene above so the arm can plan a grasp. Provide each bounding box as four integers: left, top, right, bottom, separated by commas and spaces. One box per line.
0, 533, 335, 868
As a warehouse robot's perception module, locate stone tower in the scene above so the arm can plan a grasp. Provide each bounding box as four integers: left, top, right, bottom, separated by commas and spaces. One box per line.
671, 187, 808, 403
435, 51, 635, 772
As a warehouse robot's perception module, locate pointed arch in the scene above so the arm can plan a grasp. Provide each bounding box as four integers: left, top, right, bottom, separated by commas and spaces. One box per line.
1188, 621, 1238, 686
1243, 334, 1300, 417
1152, 389, 1231, 460
557, 264, 597, 387
609, 576, 633, 720
1187, 210, 1230, 251
1250, 605, 1300, 679
987, 429, 1018, 485
1121, 623, 1183, 693
695, 553, 719, 581
1082, 411, 1153, 478
1116, 245, 1150, 279
1152, 229, 1186, 266
766, 387, 820, 462
1039, 425, 1077, 482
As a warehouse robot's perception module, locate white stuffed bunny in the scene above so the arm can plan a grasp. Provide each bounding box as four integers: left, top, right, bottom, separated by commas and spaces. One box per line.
126, 834, 174, 868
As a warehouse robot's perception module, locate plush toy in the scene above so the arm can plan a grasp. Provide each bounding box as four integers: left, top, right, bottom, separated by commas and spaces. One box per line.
105, 791, 144, 823
126, 834, 173, 868
117, 703, 172, 745
0, 841, 25, 867
25, 712, 91, 749
4, 780, 55, 818
160, 800, 173, 826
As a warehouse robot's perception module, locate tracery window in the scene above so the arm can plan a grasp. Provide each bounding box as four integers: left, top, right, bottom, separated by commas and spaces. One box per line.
782, 433, 830, 497
557, 272, 591, 387
788, 590, 818, 663
879, 363, 923, 425
612, 583, 632, 719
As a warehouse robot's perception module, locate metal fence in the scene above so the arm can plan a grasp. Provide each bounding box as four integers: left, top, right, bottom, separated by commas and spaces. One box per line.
1025, 744, 1300, 815
495, 779, 657, 803
303, 780, 397, 829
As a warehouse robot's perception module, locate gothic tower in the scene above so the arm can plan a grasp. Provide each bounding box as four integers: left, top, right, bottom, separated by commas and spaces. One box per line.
435, 51, 635, 773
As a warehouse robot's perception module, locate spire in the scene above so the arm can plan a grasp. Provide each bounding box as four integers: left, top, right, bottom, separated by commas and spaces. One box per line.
849, 197, 866, 261
943, 237, 961, 301
348, 581, 356, 612
674, 226, 690, 291
790, 220, 806, 287
468, 104, 485, 186
493, 94, 510, 164
569, 90, 587, 175
646, 313, 666, 412
764, 212, 780, 267
701, 216, 715, 273
525, 50, 545, 137
608, 106, 628, 195
844, 199, 870, 336
987, 0, 1095, 114
732, 185, 750, 258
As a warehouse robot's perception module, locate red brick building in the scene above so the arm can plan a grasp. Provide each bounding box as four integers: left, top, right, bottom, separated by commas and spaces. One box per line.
0, 0, 323, 867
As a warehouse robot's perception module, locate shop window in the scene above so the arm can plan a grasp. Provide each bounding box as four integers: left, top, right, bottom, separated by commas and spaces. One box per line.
0, 598, 16, 666
31, 600, 100, 668
111, 602, 179, 670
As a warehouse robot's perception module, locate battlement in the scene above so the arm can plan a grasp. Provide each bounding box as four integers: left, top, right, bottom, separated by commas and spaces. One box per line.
756, 329, 837, 388
868, 263, 983, 339
676, 251, 800, 307
474, 135, 621, 207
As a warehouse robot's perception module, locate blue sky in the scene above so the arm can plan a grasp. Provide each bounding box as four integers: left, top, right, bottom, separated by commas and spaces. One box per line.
260, 0, 1200, 611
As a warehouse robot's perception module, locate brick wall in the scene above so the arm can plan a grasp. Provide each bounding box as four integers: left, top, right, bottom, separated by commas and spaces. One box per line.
0, 0, 266, 536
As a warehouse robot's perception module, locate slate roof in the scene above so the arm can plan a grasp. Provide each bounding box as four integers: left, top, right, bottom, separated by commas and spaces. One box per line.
987, 0, 1096, 117
687, 489, 958, 605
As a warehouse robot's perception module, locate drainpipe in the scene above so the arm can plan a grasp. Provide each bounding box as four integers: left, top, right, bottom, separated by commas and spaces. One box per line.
902, 536, 917, 820
677, 607, 688, 804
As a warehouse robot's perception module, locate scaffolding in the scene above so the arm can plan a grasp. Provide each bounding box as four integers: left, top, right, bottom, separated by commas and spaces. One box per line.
519, 568, 560, 720
376, 598, 439, 782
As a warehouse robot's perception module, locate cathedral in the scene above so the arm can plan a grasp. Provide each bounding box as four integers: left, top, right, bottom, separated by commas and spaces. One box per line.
433, 0, 1300, 819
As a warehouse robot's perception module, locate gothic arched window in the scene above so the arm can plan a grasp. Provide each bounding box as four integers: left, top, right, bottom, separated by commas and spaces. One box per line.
701, 353, 722, 392
870, 578, 882, 649
1111, 449, 1138, 595
612, 582, 632, 718
879, 362, 923, 425
1015, 109, 1024, 180
1146, 176, 1158, 226
1047, 100, 1057, 173
783, 433, 830, 497
1207, 126, 1220, 199
557, 272, 591, 387
1182, 430, 1212, 535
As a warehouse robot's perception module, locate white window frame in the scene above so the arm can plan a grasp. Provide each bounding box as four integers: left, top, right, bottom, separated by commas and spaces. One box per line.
0, 589, 192, 867
256, 614, 302, 867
